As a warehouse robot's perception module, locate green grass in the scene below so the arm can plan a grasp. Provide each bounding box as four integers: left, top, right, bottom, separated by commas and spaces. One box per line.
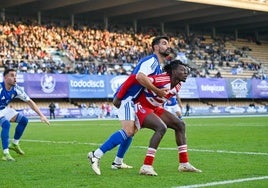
1, 116, 268, 188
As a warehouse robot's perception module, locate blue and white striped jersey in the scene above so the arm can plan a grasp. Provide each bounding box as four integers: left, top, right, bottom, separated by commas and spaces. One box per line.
0, 82, 30, 110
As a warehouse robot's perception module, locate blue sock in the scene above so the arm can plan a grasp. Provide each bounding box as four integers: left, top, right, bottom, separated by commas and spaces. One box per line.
14, 115, 28, 140
117, 136, 133, 158
100, 129, 128, 154
1, 118, 11, 150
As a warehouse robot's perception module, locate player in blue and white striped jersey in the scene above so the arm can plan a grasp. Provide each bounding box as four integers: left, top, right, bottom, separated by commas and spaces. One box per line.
0, 69, 50, 161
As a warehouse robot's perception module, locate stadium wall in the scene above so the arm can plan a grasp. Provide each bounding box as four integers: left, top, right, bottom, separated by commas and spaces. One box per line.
4, 73, 268, 118
4, 73, 268, 99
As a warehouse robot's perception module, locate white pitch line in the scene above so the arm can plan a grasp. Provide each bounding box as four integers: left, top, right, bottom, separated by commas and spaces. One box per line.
172, 176, 268, 188
21, 139, 268, 156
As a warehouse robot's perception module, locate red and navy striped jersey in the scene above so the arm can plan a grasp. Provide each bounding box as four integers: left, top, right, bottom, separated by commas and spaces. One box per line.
136, 73, 182, 108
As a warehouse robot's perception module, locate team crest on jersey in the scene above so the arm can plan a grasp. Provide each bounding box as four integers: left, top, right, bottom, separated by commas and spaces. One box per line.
41, 74, 56, 93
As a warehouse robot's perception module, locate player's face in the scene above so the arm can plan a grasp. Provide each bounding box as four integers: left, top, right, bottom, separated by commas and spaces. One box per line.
175, 65, 189, 82
5, 71, 17, 86
156, 39, 171, 57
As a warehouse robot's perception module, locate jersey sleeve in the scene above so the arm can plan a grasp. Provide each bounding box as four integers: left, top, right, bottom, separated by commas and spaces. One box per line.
116, 74, 138, 99
137, 57, 157, 75
151, 74, 170, 88
14, 85, 30, 102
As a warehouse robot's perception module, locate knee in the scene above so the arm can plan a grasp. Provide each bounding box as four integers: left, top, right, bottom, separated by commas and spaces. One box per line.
160, 126, 167, 136
122, 121, 136, 136
17, 115, 28, 126
177, 121, 186, 132
1, 118, 10, 129
169, 118, 185, 131
123, 127, 136, 137
156, 125, 167, 137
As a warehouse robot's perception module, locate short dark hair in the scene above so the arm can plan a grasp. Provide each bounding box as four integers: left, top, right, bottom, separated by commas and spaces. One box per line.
3, 68, 16, 76
151, 36, 169, 49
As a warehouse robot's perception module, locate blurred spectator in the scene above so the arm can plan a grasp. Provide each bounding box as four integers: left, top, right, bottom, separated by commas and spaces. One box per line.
49, 102, 56, 119
215, 71, 222, 78
185, 103, 190, 116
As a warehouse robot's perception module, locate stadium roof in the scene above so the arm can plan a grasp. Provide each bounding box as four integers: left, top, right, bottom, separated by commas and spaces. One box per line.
1, 0, 268, 36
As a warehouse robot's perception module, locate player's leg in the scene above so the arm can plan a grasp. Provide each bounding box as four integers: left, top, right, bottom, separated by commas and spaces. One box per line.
1, 116, 15, 161
88, 128, 132, 175
159, 110, 201, 172
111, 100, 137, 169
138, 106, 167, 176
88, 100, 135, 175
9, 113, 28, 155
111, 120, 135, 169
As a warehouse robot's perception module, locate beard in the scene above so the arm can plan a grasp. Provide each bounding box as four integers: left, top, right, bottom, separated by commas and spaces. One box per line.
159, 48, 171, 57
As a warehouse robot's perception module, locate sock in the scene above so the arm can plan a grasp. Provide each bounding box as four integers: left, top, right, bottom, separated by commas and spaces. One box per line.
95, 129, 128, 159
143, 147, 156, 166
1, 118, 11, 150
114, 156, 123, 164
178, 144, 189, 163
114, 136, 133, 164
3, 149, 9, 154
93, 149, 103, 159
14, 115, 28, 140
13, 139, 19, 145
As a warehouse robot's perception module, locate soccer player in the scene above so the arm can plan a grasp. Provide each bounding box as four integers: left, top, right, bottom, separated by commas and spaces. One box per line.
1, 68, 50, 161
164, 51, 188, 120
88, 36, 171, 175
135, 60, 201, 175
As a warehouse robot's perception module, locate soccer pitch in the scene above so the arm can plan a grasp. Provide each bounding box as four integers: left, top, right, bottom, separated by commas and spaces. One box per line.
2, 116, 268, 188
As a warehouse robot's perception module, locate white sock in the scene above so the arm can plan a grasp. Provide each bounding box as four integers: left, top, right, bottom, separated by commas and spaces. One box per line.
94, 149, 104, 159
13, 139, 19, 145
114, 156, 123, 164
3, 149, 9, 154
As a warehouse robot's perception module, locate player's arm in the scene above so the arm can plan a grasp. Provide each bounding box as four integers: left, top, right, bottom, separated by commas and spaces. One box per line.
136, 72, 167, 97
113, 74, 138, 108
176, 94, 183, 109
116, 74, 137, 99
26, 99, 50, 125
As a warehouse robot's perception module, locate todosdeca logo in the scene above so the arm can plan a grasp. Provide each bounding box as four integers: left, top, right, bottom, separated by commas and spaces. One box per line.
70, 79, 105, 88
41, 74, 56, 93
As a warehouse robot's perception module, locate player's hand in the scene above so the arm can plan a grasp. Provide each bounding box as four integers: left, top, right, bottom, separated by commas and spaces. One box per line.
155, 88, 169, 98
113, 96, 122, 108
41, 116, 50, 125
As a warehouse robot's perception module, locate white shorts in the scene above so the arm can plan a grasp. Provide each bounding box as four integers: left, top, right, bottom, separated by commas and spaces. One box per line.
0, 107, 19, 121
117, 99, 135, 121
164, 105, 181, 115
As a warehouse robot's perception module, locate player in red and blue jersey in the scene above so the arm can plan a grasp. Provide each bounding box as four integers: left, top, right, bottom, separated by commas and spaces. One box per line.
163, 52, 187, 120
88, 36, 171, 175
89, 57, 201, 175
0, 69, 50, 161
134, 60, 201, 175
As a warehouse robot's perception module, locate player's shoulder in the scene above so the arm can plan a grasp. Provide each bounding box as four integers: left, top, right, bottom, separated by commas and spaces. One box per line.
140, 54, 157, 63
13, 84, 24, 92
150, 73, 169, 82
